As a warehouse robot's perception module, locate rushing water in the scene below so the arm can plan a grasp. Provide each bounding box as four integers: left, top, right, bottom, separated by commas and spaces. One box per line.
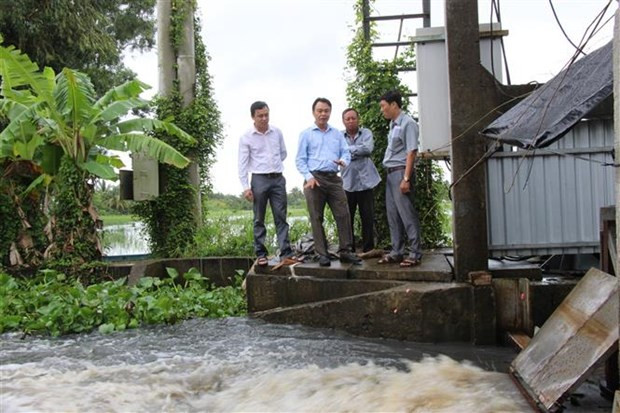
0, 317, 532, 412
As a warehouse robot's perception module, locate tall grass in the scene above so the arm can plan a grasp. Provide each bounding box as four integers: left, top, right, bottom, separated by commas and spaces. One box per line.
187, 209, 339, 257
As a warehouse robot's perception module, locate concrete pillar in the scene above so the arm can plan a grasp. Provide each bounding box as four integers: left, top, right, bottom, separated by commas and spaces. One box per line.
175, 3, 202, 225
444, 0, 489, 281
157, 0, 201, 225
157, 0, 175, 95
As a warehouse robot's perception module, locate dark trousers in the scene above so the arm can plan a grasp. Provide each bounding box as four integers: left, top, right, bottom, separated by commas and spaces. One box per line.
303, 172, 353, 257
251, 174, 291, 258
345, 188, 375, 252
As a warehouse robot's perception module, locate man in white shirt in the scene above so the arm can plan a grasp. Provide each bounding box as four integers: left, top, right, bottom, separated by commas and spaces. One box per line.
238, 101, 292, 266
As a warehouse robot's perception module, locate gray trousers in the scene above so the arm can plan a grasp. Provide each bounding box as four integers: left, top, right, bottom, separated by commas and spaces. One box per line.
251, 174, 291, 258
385, 170, 422, 260
303, 172, 353, 257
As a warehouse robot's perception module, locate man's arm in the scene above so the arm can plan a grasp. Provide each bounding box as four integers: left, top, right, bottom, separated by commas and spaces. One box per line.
238, 137, 250, 190
400, 120, 419, 194
400, 149, 417, 194
279, 129, 287, 161
337, 133, 351, 167
238, 136, 253, 201
295, 132, 312, 181
349, 129, 373, 158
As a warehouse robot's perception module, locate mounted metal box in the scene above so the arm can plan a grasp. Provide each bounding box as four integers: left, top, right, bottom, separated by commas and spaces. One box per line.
413, 23, 507, 156
132, 153, 159, 201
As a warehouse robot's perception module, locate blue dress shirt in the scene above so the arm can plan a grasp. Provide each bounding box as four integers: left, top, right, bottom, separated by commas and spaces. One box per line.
295, 124, 351, 181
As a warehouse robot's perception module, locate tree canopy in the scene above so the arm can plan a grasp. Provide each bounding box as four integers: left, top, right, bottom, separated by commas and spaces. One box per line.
0, 0, 155, 95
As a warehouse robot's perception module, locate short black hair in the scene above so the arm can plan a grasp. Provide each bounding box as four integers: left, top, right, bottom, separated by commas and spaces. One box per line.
312, 97, 332, 111
342, 108, 359, 118
380, 90, 402, 108
250, 101, 269, 116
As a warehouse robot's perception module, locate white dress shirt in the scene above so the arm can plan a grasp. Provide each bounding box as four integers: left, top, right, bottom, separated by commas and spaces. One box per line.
238, 125, 287, 190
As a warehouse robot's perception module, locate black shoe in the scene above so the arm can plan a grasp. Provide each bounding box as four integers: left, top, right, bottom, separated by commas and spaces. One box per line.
319, 255, 331, 267
340, 252, 362, 265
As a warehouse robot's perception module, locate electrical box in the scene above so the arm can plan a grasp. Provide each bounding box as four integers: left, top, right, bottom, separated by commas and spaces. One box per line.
132, 153, 159, 201
413, 23, 507, 156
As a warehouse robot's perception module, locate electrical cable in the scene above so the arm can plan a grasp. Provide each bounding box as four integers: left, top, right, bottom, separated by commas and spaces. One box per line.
548, 0, 586, 55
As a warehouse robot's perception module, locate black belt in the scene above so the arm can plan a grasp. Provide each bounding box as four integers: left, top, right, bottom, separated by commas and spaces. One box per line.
254, 172, 282, 178
312, 171, 337, 176
386, 166, 406, 174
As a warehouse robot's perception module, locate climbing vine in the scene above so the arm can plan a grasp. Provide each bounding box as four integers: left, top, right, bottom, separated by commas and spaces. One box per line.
345, 0, 449, 248
133, 1, 223, 257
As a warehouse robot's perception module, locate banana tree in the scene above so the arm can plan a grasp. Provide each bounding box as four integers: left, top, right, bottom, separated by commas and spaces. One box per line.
0, 40, 196, 267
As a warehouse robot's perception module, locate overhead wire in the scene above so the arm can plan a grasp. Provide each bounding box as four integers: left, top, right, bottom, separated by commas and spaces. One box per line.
480, 0, 616, 192
548, 0, 586, 55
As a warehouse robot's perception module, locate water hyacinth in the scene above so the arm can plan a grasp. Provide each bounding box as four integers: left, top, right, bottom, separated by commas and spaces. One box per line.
0, 268, 247, 336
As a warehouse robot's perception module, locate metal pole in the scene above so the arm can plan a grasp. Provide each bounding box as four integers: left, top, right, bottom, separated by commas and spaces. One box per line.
362, 0, 370, 41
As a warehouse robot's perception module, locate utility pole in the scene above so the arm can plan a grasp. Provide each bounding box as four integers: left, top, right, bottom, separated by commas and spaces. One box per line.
157, 0, 201, 225
444, 0, 490, 281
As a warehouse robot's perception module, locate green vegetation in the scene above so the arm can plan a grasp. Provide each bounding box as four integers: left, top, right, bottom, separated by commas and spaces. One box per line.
0, 267, 247, 337
101, 215, 139, 226
0, 41, 194, 268
345, 0, 450, 248
0, 0, 156, 95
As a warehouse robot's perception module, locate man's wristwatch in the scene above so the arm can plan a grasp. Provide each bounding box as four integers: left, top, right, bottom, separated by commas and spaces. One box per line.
403, 175, 410, 182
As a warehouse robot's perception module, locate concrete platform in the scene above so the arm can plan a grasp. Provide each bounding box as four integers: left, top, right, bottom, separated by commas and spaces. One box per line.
254, 251, 453, 282
247, 251, 496, 343
252, 282, 475, 342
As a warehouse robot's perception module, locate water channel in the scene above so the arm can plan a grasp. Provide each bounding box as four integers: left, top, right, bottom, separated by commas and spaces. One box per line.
1, 317, 532, 412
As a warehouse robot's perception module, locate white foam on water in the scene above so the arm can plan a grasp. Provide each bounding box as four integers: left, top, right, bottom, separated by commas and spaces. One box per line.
1, 355, 530, 412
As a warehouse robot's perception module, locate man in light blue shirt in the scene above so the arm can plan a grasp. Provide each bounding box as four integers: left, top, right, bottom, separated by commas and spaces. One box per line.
296, 97, 361, 267
377, 90, 422, 267
238, 101, 293, 266
341, 108, 381, 252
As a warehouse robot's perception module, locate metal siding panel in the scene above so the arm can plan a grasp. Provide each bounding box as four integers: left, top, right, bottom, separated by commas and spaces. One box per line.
487, 158, 506, 246
504, 157, 521, 245
513, 158, 530, 244
532, 156, 548, 243
545, 155, 563, 243
487, 119, 613, 256
560, 153, 577, 242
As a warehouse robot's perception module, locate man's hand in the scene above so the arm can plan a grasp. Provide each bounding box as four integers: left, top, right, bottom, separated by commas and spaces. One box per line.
399, 180, 411, 194
304, 178, 320, 189
333, 159, 346, 168
243, 189, 254, 201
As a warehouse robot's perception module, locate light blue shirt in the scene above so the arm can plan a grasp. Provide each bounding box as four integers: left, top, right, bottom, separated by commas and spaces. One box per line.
296, 123, 351, 181
341, 127, 381, 192
382, 112, 419, 168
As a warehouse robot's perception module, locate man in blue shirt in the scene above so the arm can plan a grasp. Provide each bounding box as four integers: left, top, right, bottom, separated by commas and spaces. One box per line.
377, 90, 422, 267
296, 98, 362, 267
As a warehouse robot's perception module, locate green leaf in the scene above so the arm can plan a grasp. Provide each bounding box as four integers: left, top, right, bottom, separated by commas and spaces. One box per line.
95, 98, 149, 123
116, 118, 196, 144
80, 160, 117, 180
98, 323, 115, 334
40, 143, 64, 174
94, 79, 151, 110
166, 267, 179, 280
138, 277, 155, 289
101, 133, 190, 168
